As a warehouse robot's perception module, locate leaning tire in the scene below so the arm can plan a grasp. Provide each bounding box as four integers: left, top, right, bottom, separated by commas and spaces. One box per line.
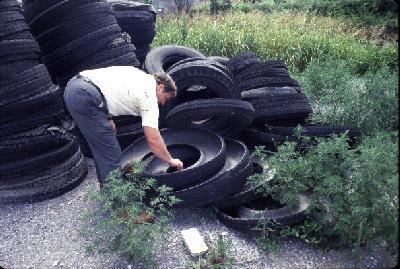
144, 45, 205, 73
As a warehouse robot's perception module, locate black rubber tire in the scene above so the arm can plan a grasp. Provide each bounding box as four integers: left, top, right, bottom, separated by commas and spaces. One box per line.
109, 0, 156, 13
226, 52, 262, 75
0, 132, 78, 179
0, 85, 61, 119
0, 0, 21, 9
0, 39, 41, 58
0, 100, 65, 137
240, 125, 291, 151
0, 51, 40, 65
0, 64, 48, 90
126, 26, 156, 47
22, 0, 102, 23
113, 10, 155, 24
207, 56, 230, 66
116, 122, 144, 150
144, 45, 205, 73
28, 1, 111, 36
165, 61, 239, 121
166, 98, 255, 137
237, 68, 290, 82
0, 72, 53, 107
214, 193, 311, 231
42, 24, 121, 70
0, 125, 68, 162
0, 151, 87, 204
0, 60, 38, 78
1, 19, 30, 34
239, 77, 300, 92
38, 15, 119, 52
1, 30, 35, 41
241, 87, 312, 122
121, 128, 226, 189
214, 157, 267, 208
166, 58, 234, 80
172, 139, 252, 207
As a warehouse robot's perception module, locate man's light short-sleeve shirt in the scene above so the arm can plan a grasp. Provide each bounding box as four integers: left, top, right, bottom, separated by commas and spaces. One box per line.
80, 66, 159, 129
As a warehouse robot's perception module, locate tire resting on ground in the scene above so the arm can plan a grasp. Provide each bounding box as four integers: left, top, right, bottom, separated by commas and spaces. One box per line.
214, 193, 311, 231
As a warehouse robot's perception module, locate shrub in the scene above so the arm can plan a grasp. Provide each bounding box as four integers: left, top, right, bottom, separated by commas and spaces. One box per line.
249, 131, 399, 251
210, 0, 232, 14
296, 58, 399, 135
80, 162, 180, 266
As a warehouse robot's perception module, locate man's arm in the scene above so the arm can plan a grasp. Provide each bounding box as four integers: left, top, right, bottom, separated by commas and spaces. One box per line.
143, 126, 183, 170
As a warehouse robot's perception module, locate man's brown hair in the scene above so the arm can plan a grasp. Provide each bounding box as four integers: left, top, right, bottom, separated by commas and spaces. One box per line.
153, 73, 177, 96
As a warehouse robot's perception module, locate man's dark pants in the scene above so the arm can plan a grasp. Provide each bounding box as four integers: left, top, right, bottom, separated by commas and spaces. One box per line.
64, 76, 121, 183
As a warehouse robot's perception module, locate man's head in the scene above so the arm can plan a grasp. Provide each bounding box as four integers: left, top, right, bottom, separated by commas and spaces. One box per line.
153, 73, 177, 105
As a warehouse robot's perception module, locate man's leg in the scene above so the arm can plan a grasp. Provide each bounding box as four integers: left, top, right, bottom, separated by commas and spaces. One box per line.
64, 77, 121, 184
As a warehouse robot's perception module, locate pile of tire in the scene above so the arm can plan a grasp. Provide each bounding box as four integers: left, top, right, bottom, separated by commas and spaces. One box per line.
21, 0, 141, 87
143, 45, 256, 137
121, 129, 254, 208
221, 51, 360, 151
109, 0, 156, 65
0, 0, 87, 204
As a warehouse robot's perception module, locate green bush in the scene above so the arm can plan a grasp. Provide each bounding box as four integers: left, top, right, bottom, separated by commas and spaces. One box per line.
282, 0, 398, 27
250, 131, 398, 250
231, 2, 252, 13
80, 163, 180, 265
296, 58, 399, 135
210, 0, 232, 14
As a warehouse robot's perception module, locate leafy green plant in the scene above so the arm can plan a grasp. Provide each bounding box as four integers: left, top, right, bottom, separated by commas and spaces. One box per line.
210, 0, 232, 14
250, 131, 398, 251
296, 58, 399, 135
80, 162, 180, 266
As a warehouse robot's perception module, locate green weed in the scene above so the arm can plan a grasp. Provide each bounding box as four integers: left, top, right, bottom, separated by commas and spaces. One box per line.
79, 162, 180, 266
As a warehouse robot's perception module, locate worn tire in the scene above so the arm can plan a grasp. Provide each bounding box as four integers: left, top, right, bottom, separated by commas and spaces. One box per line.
121, 129, 226, 189
166, 98, 255, 137
144, 45, 205, 73
172, 139, 252, 207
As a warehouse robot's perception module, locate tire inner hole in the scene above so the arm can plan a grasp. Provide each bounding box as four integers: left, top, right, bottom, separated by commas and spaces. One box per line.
142, 144, 201, 174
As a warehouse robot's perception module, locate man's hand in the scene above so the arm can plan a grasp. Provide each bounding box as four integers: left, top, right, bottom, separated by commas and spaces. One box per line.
168, 158, 184, 170
109, 119, 116, 134
143, 126, 184, 170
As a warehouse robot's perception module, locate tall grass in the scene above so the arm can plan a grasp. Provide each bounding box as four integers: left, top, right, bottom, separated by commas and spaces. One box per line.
154, 11, 397, 73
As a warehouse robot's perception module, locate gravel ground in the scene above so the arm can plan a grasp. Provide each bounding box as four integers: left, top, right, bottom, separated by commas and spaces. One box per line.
0, 158, 397, 269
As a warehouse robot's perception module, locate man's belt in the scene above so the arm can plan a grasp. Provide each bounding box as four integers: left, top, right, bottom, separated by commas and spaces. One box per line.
74, 74, 111, 118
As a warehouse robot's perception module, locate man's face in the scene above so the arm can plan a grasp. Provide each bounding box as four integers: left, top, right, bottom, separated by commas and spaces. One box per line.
156, 84, 175, 105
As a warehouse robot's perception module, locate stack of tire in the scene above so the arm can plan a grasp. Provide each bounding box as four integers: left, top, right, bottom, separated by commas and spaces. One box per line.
21, 0, 141, 87
109, 0, 156, 65
121, 129, 254, 208
143, 45, 256, 137
221, 51, 360, 151
0, 0, 87, 204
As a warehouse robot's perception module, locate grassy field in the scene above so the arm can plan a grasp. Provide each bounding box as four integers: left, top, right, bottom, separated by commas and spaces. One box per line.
153, 11, 397, 73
